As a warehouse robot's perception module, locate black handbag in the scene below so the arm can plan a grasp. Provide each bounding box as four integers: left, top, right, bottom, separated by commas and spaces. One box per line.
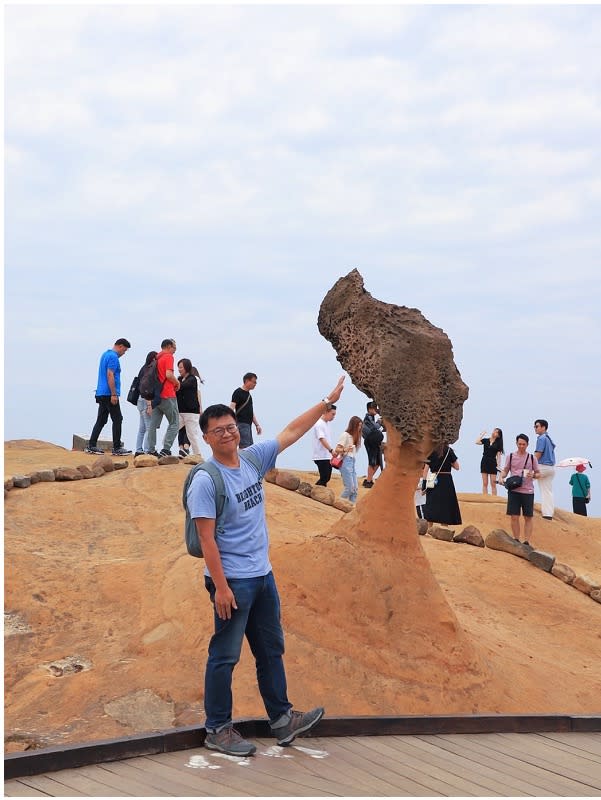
504, 453, 532, 491
127, 376, 140, 406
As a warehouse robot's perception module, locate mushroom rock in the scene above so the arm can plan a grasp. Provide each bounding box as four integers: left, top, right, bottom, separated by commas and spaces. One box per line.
298, 269, 506, 714
318, 268, 468, 460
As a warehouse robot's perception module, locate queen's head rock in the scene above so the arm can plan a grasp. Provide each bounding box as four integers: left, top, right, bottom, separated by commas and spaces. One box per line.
318, 269, 468, 457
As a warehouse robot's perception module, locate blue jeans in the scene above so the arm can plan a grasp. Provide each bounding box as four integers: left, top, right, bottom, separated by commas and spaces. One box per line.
237, 422, 253, 449
340, 455, 358, 502
146, 397, 179, 453
204, 572, 291, 731
135, 397, 151, 452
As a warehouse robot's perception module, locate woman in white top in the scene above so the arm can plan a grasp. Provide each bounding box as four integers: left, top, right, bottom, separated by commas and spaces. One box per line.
335, 415, 363, 503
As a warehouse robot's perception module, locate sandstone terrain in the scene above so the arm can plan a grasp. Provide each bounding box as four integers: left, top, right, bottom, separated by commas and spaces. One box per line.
4, 439, 601, 753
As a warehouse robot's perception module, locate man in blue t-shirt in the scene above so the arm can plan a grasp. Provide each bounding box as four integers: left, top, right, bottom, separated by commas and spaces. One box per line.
534, 419, 556, 520
188, 376, 345, 757
85, 338, 132, 456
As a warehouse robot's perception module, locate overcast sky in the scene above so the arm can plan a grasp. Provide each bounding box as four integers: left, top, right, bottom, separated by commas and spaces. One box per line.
4, 4, 601, 515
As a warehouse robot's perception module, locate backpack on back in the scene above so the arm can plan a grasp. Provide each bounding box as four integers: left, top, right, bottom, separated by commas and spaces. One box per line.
183, 451, 263, 558
139, 357, 162, 401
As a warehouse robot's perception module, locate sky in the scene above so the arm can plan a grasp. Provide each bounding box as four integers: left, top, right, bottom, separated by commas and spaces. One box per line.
4, 3, 601, 517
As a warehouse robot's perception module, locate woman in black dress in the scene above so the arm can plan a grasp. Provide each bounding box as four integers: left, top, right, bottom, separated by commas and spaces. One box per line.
475, 428, 504, 495
421, 443, 462, 530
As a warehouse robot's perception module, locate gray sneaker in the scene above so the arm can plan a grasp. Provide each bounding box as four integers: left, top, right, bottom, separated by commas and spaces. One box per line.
84, 446, 104, 455
204, 726, 256, 756
271, 707, 324, 746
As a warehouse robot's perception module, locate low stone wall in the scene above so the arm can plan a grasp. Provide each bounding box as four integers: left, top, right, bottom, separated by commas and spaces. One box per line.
417, 520, 601, 606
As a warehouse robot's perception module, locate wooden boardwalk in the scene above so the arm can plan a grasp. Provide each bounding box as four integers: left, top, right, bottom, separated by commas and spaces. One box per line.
5, 731, 601, 797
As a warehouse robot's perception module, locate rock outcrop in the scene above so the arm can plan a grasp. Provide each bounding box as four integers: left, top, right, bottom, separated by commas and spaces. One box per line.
318, 269, 468, 455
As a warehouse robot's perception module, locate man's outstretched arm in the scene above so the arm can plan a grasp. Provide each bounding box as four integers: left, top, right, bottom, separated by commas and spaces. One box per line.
276, 376, 345, 454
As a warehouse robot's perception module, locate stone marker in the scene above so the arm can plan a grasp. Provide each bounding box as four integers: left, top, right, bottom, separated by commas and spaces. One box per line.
113, 460, 128, 470
76, 465, 95, 479
264, 469, 278, 484
4, 478, 14, 491
72, 434, 112, 452
158, 455, 180, 465
551, 563, 576, 584
416, 518, 429, 536
310, 486, 335, 506
333, 498, 354, 513
275, 471, 300, 491
134, 455, 158, 468
527, 550, 556, 572
572, 574, 601, 595
12, 475, 31, 489
92, 455, 114, 473
182, 454, 204, 465
54, 467, 84, 481
297, 482, 313, 497
453, 525, 484, 547
485, 528, 531, 559
591, 589, 601, 604
37, 470, 56, 482
430, 526, 455, 542
27, 472, 42, 484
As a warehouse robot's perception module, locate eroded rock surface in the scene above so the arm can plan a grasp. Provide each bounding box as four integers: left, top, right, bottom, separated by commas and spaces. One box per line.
318, 269, 468, 453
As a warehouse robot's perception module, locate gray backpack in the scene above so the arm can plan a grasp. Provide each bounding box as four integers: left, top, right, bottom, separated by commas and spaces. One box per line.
183, 451, 263, 557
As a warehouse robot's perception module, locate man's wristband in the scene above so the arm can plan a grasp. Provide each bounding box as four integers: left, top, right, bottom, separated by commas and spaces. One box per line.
322, 396, 330, 405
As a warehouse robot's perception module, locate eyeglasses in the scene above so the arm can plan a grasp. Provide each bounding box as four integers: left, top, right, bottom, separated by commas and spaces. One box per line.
206, 424, 239, 437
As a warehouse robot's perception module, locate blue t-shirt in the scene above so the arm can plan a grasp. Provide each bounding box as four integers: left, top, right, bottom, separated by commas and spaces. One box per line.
535, 433, 556, 466
96, 349, 121, 396
187, 440, 279, 579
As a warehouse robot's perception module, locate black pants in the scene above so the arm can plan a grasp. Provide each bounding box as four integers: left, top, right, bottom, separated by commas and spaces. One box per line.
314, 459, 332, 486
572, 497, 588, 516
90, 396, 123, 448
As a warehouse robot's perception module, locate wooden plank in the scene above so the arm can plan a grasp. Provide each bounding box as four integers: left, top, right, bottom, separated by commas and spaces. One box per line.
351, 733, 498, 796
541, 732, 601, 758
156, 745, 342, 797
146, 749, 312, 797
12, 767, 130, 797
431, 733, 600, 796
3, 780, 52, 797
86, 756, 194, 797
250, 737, 391, 796
75, 762, 175, 797
492, 732, 601, 786
396, 734, 545, 796
332, 736, 450, 796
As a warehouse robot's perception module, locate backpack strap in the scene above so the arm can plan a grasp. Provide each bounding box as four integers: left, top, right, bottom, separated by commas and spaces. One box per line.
183, 449, 265, 557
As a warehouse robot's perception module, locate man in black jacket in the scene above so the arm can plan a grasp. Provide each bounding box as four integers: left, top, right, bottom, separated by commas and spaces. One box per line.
362, 400, 384, 488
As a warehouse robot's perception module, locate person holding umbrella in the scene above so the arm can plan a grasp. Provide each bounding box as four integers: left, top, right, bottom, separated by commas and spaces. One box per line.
569, 464, 591, 516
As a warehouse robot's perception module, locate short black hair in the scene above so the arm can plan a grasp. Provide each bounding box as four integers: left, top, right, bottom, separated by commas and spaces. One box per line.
534, 419, 548, 430
161, 338, 176, 348
367, 400, 378, 412
516, 433, 529, 444
115, 338, 131, 348
243, 372, 257, 382
200, 404, 236, 433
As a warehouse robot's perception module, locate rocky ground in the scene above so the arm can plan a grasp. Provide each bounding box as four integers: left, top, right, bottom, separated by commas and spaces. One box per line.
4, 439, 601, 752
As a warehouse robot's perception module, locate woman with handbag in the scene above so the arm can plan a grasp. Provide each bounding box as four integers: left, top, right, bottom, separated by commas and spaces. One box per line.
334, 416, 363, 504
133, 351, 157, 456
569, 464, 591, 516
421, 443, 462, 530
